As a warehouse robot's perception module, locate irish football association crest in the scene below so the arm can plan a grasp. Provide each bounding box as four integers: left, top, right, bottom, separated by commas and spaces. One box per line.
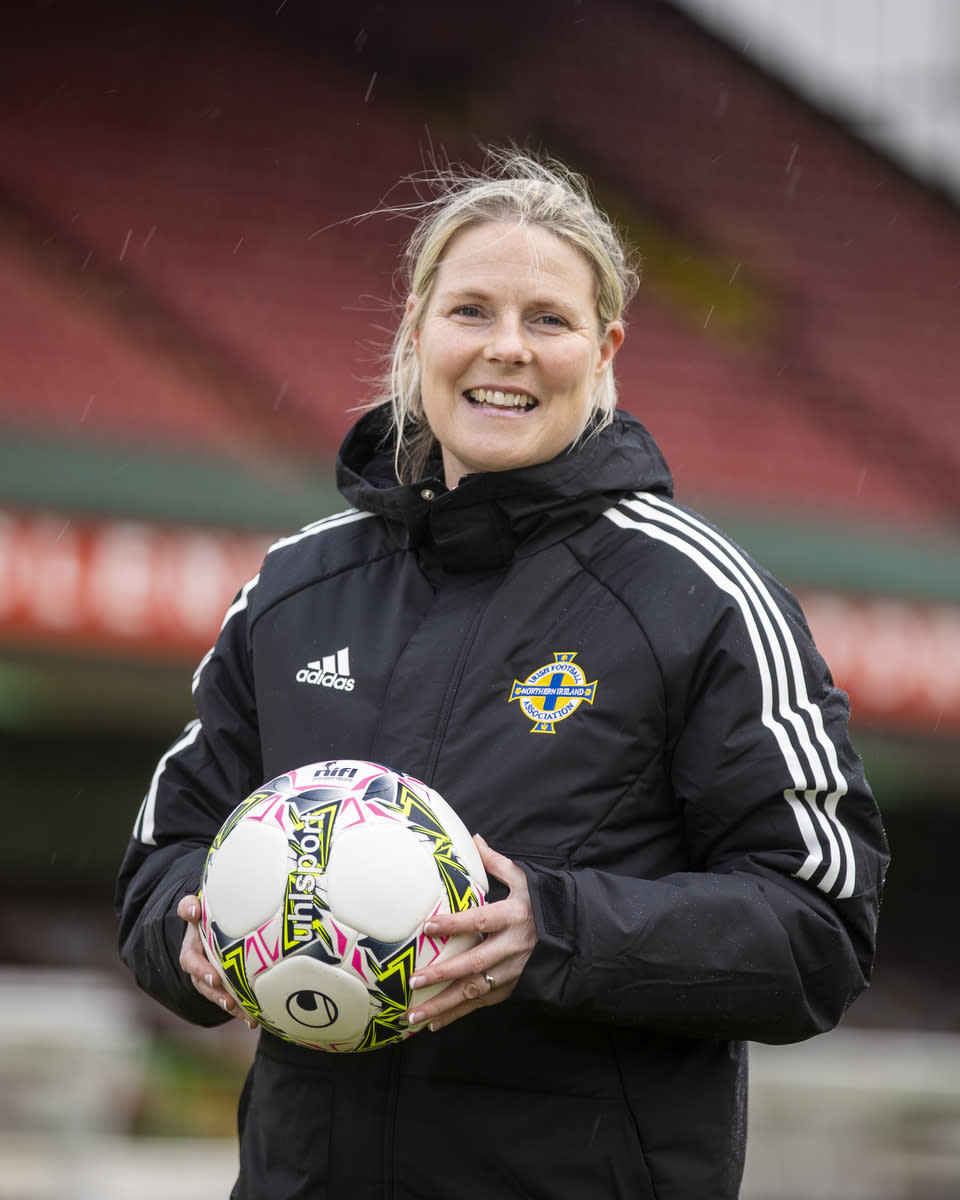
508, 652, 597, 734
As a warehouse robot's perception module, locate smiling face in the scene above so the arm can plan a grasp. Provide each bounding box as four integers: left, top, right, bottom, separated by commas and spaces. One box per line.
412, 220, 624, 489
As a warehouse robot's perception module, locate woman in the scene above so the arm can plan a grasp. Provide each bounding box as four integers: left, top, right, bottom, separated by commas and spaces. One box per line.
117, 150, 888, 1199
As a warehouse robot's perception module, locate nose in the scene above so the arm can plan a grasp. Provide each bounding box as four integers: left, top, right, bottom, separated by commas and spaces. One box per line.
483, 314, 532, 365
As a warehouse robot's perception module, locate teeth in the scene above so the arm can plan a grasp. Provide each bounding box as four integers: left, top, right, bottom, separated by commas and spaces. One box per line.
467, 388, 536, 410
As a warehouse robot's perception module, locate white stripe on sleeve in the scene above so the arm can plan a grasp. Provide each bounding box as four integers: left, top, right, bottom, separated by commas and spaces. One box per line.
605, 494, 856, 899
134, 719, 202, 847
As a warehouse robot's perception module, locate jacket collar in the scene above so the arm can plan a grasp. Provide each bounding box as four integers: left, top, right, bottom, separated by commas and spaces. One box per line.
336, 407, 673, 573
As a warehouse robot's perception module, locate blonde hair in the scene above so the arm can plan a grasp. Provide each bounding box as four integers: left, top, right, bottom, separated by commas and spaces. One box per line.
374, 148, 640, 482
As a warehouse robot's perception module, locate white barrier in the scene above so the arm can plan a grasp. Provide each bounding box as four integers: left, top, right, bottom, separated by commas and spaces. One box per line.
0, 968, 958, 1199
743, 1028, 960, 1198
0, 967, 146, 1136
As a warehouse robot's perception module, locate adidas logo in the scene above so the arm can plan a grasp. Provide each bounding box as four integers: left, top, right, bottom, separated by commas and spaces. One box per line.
295, 647, 355, 692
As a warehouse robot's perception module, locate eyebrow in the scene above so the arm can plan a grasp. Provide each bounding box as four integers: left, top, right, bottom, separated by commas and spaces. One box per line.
436, 285, 577, 312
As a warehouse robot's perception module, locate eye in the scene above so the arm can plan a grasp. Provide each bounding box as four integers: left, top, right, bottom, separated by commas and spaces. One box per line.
452, 304, 483, 319
535, 313, 567, 328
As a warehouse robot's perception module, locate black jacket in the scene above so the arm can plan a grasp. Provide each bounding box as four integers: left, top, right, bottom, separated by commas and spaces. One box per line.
117, 408, 888, 1199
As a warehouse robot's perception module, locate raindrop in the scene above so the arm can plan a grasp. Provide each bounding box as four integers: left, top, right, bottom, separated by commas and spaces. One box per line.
714, 87, 728, 119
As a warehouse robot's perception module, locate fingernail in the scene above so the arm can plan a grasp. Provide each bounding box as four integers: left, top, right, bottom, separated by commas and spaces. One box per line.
188, 902, 198, 920
205, 973, 214, 987
407, 1010, 422, 1026
245, 1019, 256, 1030
219, 997, 229, 1010
410, 975, 423, 989
423, 922, 438, 935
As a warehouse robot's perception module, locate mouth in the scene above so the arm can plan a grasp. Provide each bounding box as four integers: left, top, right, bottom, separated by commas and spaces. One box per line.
464, 387, 538, 412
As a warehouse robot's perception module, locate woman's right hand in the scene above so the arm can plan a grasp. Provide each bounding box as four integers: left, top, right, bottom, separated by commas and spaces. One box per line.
177, 894, 257, 1028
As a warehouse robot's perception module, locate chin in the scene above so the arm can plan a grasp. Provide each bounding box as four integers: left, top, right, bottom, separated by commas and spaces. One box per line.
473, 448, 540, 474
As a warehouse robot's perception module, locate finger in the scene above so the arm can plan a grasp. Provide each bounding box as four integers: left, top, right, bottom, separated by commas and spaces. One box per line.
412, 978, 517, 1034
422, 887, 534, 960
416, 901, 530, 988
187, 960, 236, 1011
411, 933, 493, 990
177, 902, 249, 1020
474, 834, 527, 888
177, 899, 226, 996
420, 840, 526, 943
181, 945, 232, 1008
408, 943, 531, 1025
190, 967, 254, 1024
177, 893, 201, 923
423, 898, 506, 940
182, 952, 224, 995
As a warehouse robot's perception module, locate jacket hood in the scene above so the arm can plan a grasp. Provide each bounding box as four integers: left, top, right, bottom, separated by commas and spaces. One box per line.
336, 406, 673, 572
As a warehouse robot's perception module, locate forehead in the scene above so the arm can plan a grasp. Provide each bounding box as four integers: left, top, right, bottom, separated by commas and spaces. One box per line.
434, 220, 595, 302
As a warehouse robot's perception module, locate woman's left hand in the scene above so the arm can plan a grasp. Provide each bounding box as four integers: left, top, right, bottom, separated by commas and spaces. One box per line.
406, 834, 538, 1033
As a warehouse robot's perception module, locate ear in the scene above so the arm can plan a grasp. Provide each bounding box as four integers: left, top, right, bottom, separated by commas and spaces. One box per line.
595, 320, 625, 377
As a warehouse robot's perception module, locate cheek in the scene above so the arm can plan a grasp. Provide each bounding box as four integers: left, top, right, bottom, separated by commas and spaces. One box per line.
549, 343, 601, 391
418, 330, 464, 385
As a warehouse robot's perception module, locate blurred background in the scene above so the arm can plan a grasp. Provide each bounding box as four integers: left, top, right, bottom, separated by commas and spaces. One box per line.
1, 0, 958, 1195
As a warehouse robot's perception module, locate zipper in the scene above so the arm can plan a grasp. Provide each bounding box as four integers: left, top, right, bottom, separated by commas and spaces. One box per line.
422, 576, 500, 785
384, 1045, 401, 1200
378, 576, 501, 1196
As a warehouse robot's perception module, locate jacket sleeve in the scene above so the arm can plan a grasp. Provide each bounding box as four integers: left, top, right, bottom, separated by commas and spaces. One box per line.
516, 570, 889, 1046
115, 579, 264, 1027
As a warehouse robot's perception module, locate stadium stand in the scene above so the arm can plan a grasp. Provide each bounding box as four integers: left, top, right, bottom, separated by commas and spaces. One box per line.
0, 0, 957, 532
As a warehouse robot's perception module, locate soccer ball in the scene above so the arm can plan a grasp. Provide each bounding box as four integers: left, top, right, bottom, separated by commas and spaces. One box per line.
197, 760, 488, 1052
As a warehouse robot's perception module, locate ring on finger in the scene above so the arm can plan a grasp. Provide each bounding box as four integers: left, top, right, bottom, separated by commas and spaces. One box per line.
484, 972, 496, 991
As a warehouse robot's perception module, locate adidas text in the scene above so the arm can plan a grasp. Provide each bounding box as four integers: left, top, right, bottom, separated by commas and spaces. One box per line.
296, 669, 354, 691
296, 648, 355, 691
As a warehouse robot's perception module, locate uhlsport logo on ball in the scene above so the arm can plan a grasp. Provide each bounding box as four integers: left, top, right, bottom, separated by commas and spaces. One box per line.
197, 760, 488, 1052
